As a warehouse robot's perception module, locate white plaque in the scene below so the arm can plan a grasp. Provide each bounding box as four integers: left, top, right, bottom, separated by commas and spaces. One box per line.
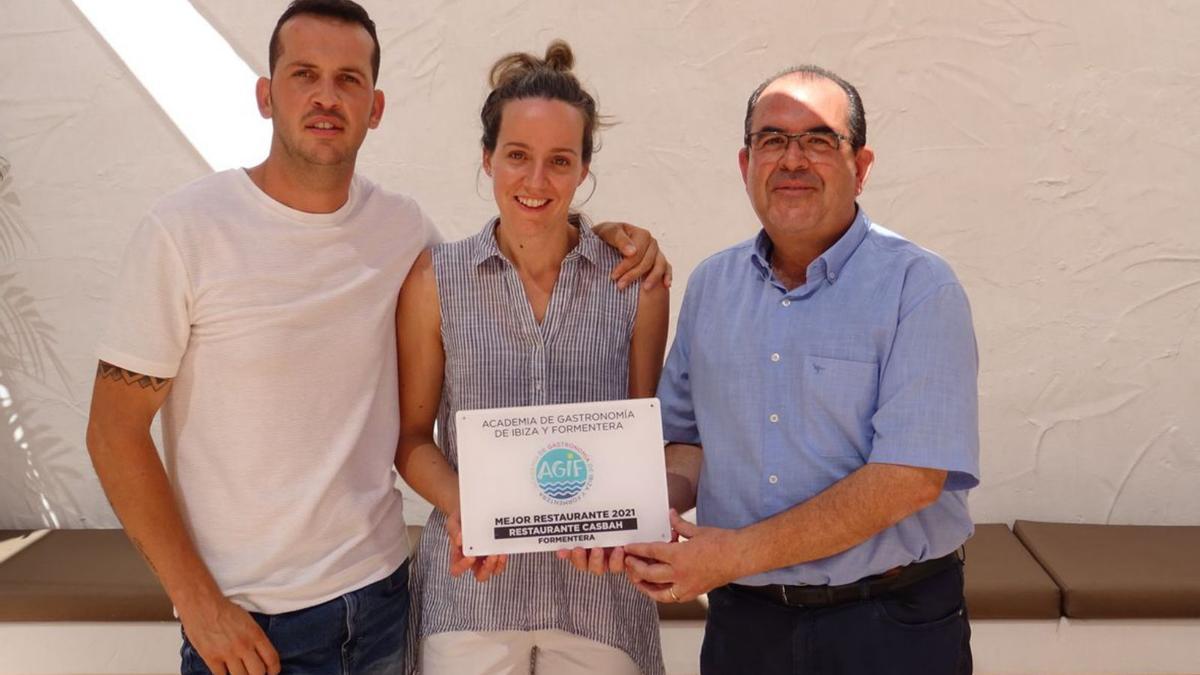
456, 398, 671, 556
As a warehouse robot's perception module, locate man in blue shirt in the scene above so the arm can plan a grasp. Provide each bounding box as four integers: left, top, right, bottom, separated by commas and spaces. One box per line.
625, 66, 979, 674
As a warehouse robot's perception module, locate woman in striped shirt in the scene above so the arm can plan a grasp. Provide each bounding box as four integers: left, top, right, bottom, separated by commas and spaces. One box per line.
395, 40, 669, 674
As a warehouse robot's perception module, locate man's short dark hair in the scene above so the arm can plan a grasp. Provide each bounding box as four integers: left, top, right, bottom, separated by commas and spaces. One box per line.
268, 0, 380, 84
743, 65, 866, 151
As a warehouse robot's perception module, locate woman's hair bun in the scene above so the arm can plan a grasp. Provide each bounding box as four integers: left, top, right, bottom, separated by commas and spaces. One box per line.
488, 39, 575, 89
542, 40, 574, 71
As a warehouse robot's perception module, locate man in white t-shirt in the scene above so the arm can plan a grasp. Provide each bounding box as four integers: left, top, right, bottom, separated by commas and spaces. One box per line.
84, 2, 667, 674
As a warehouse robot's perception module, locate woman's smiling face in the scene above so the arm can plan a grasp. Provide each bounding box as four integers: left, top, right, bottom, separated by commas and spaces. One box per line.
484, 97, 590, 231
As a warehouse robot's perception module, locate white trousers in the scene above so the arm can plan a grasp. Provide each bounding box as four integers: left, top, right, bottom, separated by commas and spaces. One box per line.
420, 629, 640, 675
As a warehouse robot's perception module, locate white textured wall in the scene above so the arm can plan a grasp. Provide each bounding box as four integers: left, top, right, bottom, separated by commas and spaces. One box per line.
2, 0, 1197, 528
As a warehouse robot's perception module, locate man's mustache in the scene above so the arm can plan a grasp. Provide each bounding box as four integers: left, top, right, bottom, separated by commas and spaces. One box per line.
770, 171, 819, 189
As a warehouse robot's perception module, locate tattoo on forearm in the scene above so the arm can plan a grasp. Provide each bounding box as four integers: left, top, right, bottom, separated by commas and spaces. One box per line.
129, 535, 160, 575
97, 361, 170, 391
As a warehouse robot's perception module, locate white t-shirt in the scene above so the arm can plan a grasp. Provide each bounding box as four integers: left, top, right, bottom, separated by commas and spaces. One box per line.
97, 169, 439, 613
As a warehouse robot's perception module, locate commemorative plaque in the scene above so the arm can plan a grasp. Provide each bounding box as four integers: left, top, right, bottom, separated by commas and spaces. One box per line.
456, 398, 671, 556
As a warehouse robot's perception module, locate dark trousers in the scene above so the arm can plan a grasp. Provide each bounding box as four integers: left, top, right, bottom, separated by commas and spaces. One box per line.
700, 561, 972, 675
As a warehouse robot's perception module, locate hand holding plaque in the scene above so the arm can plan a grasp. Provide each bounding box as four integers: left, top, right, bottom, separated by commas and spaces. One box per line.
556, 543, 629, 576
455, 398, 672, 556
446, 508, 509, 582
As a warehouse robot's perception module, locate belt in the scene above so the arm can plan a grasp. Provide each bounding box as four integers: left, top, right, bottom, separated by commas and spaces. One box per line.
728, 552, 959, 609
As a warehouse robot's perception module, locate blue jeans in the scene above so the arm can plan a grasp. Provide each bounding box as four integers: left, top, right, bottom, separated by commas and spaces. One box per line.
700, 560, 972, 675
182, 561, 410, 675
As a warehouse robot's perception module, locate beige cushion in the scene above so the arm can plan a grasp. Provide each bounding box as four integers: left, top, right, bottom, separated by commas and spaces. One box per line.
0, 529, 174, 621
1014, 520, 1200, 619
963, 523, 1060, 619
0, 531, 32, 543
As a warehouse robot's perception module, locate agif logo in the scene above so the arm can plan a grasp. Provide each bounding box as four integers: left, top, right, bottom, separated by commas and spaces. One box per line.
534, 443, 593, 505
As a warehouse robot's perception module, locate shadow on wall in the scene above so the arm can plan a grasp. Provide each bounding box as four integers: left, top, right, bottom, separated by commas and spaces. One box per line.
0, 153, 83, 529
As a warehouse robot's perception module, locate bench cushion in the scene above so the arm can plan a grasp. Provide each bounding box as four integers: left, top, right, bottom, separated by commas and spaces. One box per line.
963, 523, 1060, 619
0, 529, 174, 621
1014, 520, 1200, 619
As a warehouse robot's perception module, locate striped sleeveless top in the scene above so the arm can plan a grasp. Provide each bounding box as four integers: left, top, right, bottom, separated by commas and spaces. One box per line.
410, 218, 664, 674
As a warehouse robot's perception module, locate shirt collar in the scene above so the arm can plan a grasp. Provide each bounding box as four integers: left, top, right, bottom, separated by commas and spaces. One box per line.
749, 207, 871, 285
820, 207, 870, 282
470, 215, 601, 268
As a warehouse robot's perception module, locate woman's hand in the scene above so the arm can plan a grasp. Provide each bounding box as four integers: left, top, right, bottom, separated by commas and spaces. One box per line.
446, 509, 509, 582
556, 545, 626, 576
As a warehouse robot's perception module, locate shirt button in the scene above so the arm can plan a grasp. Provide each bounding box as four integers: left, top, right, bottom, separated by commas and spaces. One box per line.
768, 474, 779, 485
769, 413, 780, 423
829, 272, 838, 281
781, 299, 792, 307
770, 353, 781, 362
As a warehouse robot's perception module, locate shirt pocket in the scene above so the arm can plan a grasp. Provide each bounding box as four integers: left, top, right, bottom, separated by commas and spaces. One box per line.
801, 355, 879, 458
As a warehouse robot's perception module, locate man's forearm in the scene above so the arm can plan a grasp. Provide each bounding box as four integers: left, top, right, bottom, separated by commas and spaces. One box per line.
734, 463, 946, 579
665, 442, 702, 513
86, 425, 223, 611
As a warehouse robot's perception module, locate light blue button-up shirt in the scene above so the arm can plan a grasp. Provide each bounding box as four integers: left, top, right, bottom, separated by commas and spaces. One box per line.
658, 208, 980, 586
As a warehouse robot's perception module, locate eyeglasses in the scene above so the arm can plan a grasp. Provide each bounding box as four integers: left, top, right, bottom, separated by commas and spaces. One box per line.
746, 130, 849, 161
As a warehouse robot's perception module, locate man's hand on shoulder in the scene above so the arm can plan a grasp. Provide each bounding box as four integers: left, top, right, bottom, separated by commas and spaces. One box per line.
591, 221, 672, 290
622, 510, 742, 603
